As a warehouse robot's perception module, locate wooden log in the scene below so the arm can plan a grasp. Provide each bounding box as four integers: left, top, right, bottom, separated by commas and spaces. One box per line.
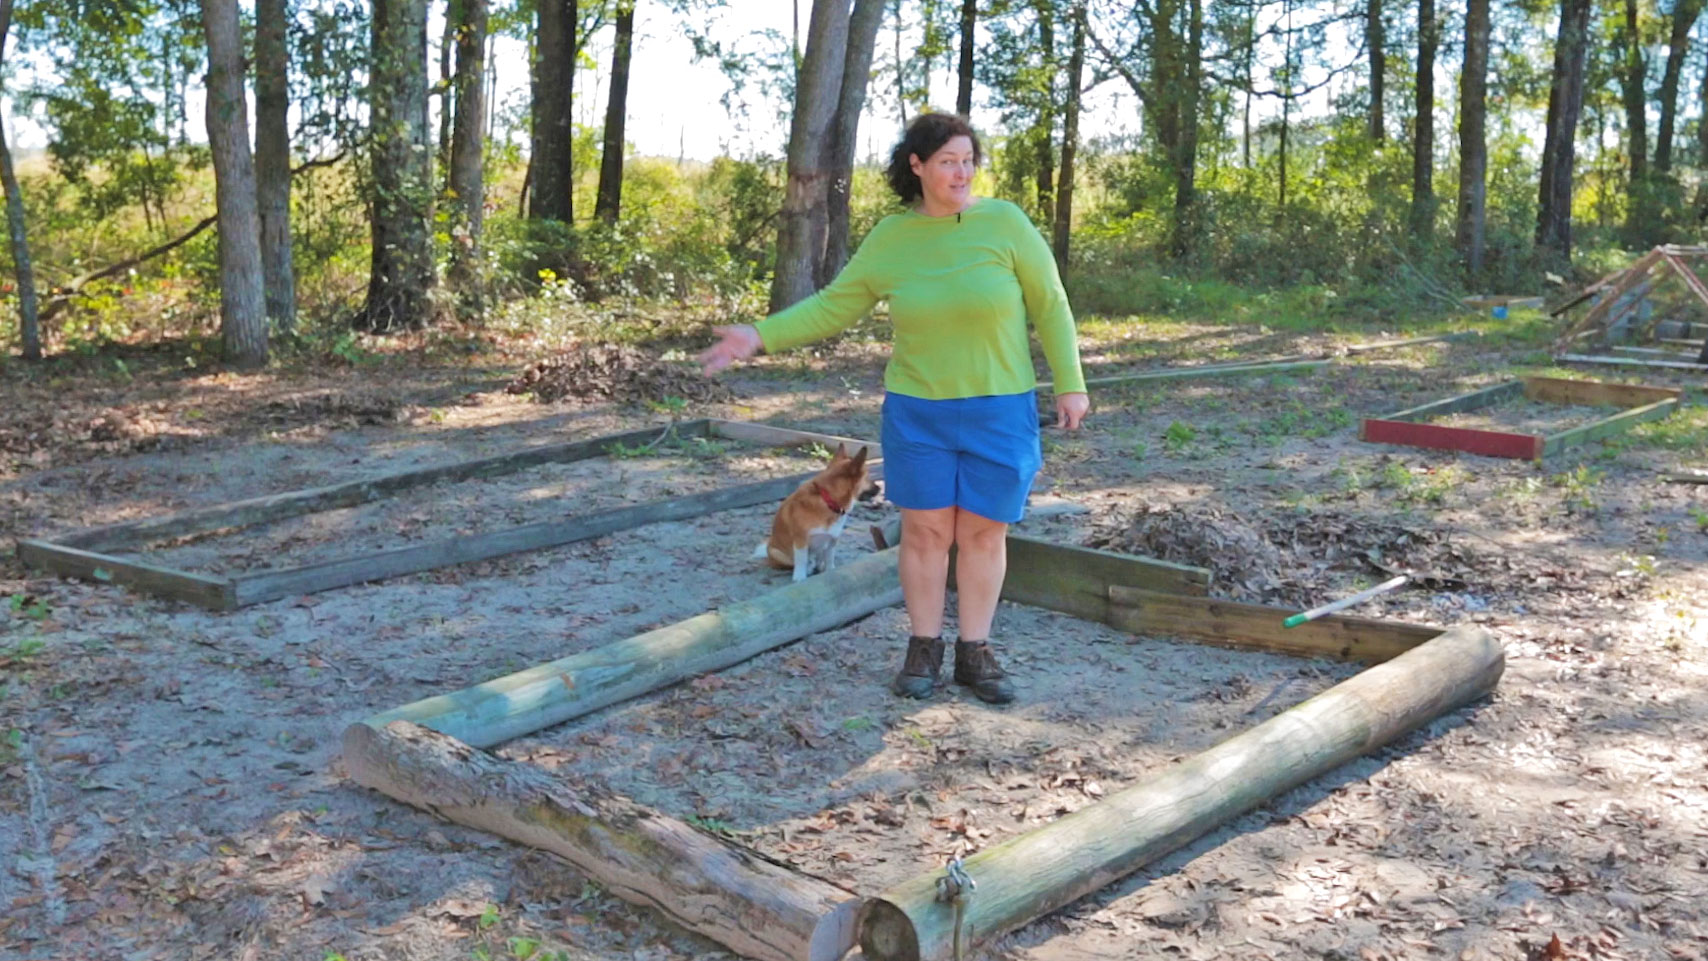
344, 721, 858, 961
995, 535, 1210, 626
1370, 380, 1522, 423
230, 466, 876, 607
14, 539, 239, 610
1343, 331, 1479, 354
1106, 587, 1438, 663
1610, 345, 1697, 357
1661, 471, 1708, 484
356, 543, 905, 748
1557, 353, 1708, 371
1539, 398, 1680, 457
1661, 252, 1708, 310
1519, 376, 1681, 409
1360, 418, 1542, 460
707, 419, 883, 459
857, 624, 1504, 961
56, 421, 708, 552
1549, 262, 1633, 316
1039, 358, 1328, 393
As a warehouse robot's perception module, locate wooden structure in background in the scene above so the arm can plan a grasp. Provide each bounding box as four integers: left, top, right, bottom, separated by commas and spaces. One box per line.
346, 533, 1503, 961
16, 419, 880, 610
1553, 245, 1708, 366
1360, 376, 1681, 461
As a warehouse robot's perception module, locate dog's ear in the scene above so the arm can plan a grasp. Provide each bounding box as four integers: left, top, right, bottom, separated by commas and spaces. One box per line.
831, 442, 848, 461
848, 445, 869, 469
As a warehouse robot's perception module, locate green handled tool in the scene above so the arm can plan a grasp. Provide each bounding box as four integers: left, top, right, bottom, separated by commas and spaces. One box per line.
1283, 575, 1411, 628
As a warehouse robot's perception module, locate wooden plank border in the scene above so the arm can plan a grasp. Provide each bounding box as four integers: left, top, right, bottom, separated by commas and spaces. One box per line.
1039, 357, 1329, 393
55, 420, 713, 552
15, 539, 240, 610
1105, 586, 1439, 663
1558, 353, 1708, 371
1360, 376, 1682, 461
19, 419, 884, 610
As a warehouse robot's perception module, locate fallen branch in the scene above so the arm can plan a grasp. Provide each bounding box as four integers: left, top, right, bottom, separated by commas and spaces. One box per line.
38, 151, 349, 323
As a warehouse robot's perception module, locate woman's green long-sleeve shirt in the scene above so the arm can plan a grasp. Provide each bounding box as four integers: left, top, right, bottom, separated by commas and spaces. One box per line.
755, 198, 1086, 399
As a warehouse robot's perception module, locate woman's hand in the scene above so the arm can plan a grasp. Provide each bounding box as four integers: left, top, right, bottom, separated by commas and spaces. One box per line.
698, 324, 763, 375
1055, 391, 1089, 430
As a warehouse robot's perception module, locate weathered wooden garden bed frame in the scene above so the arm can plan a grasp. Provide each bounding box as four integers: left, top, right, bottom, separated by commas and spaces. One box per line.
344, 534, 1503, 961
15, 418, 881, 610
1359, 375, 1681, 461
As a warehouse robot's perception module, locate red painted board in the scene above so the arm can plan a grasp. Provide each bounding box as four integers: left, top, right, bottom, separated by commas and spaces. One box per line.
1360, 418, 1543, 460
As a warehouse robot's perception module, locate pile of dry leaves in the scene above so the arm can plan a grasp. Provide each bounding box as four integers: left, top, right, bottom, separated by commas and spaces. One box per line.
1088, 500, 1486, 605
259, 391, 415, 427
506, 342, 735, 406
0, 407, 171, 469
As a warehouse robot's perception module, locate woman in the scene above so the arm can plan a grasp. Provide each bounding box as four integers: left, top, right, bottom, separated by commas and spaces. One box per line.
700, 112, 1089, 705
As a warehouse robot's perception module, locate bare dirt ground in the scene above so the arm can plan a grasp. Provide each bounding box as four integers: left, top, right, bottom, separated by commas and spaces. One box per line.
2, 323, 1706, 961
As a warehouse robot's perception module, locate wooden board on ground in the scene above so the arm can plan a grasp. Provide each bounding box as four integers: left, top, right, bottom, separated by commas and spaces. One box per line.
17, 419, 882, 609
1039, 357, 1329, 393
1557, 353, 1708, 372
1360, 376, 1682, 462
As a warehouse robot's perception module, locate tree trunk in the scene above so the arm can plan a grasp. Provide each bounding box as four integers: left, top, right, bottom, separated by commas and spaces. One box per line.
201, 0, 268, 367
446, 0, 489, 293
956, 0, 975, 115
1242, 13, 1254, 167
770, 0, 851, 313
529, 0, 576, 224
255, 0, 296, 335
1454, 0, 1490, 276
0, 0, 39, 361
821, 0, 886, 288
1090, 0, 1199, 257
1034, 0, 1055, 230
1367, 0, 1385, 141
1171, 0, 1201, 258
1052, 3, 1085, 277
359, 0, 437, 332
594, 2, 636, 225
1535, 0, 1591, 260
893, 0, 907, 125
1410, 0, 1437, 238
345, 722, 861, 961
1620, 0, 1647, 186
438, 0, 457, 178
1654, 0, 1700, 171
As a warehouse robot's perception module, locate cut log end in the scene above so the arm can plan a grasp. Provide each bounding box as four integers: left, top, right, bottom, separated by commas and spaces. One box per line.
859, 898, 921, 961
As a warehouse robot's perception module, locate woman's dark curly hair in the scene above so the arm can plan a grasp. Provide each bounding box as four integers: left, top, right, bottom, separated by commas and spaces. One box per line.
885, 112, 982, 205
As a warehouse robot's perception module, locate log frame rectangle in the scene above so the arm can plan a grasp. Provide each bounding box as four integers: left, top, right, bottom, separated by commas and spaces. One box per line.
18, 419, 880, 609
1360, 376, 1682, 461
346, 535, 1501, 961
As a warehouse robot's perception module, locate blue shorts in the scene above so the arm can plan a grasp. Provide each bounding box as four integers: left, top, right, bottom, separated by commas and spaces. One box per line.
880, 390, 1043, 523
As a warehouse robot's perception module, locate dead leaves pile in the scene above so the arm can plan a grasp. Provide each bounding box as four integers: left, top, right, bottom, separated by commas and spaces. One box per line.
1089, 500, 1491, 605
259, 391, 415, 427
506, 342, 735, 406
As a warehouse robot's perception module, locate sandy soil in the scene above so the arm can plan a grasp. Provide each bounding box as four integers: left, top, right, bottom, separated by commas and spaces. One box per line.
2, 327, 1706, 961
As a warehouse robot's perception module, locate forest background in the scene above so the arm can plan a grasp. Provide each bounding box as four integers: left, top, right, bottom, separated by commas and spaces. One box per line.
0, 0, 1704, 369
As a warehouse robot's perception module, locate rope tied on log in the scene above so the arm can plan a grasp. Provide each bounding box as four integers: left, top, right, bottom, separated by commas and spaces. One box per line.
935, 857, 976, 961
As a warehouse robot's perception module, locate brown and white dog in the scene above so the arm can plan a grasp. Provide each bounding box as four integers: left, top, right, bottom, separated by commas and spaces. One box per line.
754, 444, 877, 581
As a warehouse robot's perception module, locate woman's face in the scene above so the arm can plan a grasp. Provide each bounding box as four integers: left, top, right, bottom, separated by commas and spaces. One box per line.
910, 135, 977, 212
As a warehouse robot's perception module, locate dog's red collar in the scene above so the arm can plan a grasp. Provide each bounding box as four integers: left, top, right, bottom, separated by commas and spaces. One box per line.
813, 483, 847, 516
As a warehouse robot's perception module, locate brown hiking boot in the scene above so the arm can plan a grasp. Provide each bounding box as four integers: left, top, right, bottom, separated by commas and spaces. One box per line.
891, 636, 945, 698
954, 641, 1015, 704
